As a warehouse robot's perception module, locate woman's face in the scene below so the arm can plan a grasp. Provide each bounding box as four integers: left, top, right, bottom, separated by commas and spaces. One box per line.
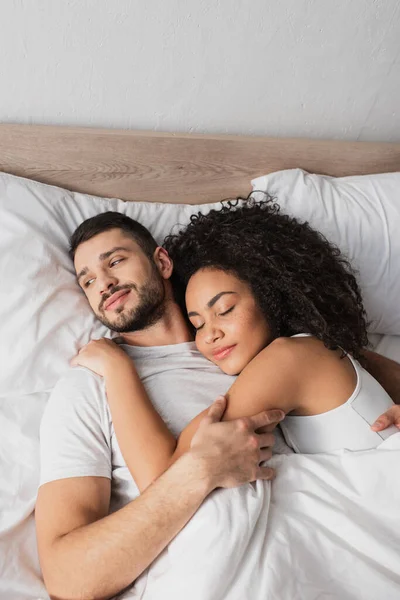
186, 268, 273, 375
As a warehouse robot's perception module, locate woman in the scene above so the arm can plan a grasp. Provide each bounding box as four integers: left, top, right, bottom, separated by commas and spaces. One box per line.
72, 196, 395, 491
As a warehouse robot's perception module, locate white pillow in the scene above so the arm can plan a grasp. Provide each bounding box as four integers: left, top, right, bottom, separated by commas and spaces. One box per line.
0, 173, 214, 397
1, 168, 399, 397
252, 169, 400, 336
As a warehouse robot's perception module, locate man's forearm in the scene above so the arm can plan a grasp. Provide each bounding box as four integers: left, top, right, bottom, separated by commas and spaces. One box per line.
46, 454, 213, 600
363, 350, 400, 404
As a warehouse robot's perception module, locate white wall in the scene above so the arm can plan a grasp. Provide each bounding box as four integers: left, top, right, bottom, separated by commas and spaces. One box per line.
0, 0, 399, 141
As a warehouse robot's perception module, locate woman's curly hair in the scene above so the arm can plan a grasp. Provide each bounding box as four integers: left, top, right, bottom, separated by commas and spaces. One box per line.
164, 194, 369, 359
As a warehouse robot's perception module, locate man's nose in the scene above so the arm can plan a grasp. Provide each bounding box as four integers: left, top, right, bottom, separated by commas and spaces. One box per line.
98, 273, 118, 296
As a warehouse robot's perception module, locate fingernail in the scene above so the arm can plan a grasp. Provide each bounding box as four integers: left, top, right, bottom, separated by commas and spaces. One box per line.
216, 395, 225, 401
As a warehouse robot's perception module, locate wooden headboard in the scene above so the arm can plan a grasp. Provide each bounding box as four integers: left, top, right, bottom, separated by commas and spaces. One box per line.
1, 124, 399, 204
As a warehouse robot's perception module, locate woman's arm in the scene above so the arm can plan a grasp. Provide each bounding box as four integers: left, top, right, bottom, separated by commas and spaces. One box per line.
107, 339, 298, 477
72, 338, 295, 490
169, 345, 400, 461
174, 338, 299, 459
72, 339, 400, 492
71, 339, 177, 491
103, 359, 177, 489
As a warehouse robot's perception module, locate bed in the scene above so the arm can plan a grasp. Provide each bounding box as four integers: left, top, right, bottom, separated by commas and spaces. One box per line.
1, 124, 400, 600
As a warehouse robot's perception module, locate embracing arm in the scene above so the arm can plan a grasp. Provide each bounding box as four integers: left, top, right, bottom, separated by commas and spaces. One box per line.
36, 399, 277, 600
103, 359, 177, 490
36, 452, 217, 599
82, 341, 400, 492
73, 339, 286, 492
175, 338, 298, 457
71, 339, 177, 491
103, 349, 287, 489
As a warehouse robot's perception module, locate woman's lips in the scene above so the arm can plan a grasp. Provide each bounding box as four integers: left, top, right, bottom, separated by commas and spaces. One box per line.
212, 344, 236, 361
105, 290, 131, 311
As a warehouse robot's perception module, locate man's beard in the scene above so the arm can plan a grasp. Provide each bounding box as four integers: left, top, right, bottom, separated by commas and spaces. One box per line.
96, 275, 166, 334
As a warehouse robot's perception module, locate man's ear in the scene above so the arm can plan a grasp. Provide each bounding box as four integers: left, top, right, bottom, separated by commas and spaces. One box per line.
153, 247, 174, 280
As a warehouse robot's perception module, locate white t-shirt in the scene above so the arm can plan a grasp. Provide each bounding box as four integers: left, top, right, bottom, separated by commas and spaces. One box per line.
40, 341, 236, 511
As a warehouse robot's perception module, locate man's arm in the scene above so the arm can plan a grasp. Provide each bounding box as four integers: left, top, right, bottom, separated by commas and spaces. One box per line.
36, 456, 214, 600
36, 398, 280, 600
363, 350, 400, 404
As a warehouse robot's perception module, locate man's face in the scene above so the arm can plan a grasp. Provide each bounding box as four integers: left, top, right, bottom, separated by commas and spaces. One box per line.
74, 228, 166, 333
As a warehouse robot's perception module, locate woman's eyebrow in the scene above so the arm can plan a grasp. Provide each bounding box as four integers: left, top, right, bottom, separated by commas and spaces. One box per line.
188, 291, 236, 317
207, 291, 236, 308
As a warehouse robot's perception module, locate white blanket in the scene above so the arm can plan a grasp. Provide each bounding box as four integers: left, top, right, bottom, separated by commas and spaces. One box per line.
130, 434, 400, 600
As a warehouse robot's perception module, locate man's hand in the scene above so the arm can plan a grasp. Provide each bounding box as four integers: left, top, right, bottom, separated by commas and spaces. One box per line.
190, 395, 284, 489
371, 405, 400, 432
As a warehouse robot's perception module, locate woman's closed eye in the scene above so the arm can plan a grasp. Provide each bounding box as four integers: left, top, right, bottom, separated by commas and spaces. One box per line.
219, 306, 234, 317
191, 306, 235, 332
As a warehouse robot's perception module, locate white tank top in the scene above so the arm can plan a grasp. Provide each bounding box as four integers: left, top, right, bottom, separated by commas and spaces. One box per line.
279, 334, 398, 453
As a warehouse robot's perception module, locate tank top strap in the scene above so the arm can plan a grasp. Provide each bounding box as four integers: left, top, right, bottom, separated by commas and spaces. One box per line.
290, 333, 313, 339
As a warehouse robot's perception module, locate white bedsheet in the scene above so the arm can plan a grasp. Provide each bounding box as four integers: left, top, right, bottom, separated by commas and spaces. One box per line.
1, 336, 400, 599
131, 434, 400, 600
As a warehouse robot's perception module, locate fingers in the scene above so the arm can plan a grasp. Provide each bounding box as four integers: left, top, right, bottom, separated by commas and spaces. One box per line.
257, 465, 275, 481
257, 432, 275, 450
259, 448, 273, 463
249, 409, 285, 431
371, 406, 400, 431
70, 354, 80, 367
205, 395, 227, 423
70, 344, 88, 366
371, 415, 391, 431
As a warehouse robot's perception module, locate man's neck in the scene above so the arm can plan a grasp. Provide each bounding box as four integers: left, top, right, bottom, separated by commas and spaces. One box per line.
118, 300, 194, 347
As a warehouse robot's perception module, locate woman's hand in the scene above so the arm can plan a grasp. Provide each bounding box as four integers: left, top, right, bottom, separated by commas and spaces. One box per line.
371, 405, 400, 432
71, 338, 130, 378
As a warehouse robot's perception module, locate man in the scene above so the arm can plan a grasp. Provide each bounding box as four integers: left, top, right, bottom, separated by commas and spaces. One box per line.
36, 212, 400, 600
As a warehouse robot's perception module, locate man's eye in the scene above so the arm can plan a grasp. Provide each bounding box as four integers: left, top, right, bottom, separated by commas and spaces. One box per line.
110, 259, 124, 267
219, 306, 234, 316
84, 278, 94, 288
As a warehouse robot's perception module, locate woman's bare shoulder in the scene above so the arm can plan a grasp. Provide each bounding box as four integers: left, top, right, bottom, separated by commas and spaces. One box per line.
242, 336, 316, 386
257, 335, 345, 384
270, 335, 340, 359
263, 335, 330, 362
268, 336, 357, 415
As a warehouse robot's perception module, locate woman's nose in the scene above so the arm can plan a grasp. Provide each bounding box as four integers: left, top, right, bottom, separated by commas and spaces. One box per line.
204, 324, 223, 344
